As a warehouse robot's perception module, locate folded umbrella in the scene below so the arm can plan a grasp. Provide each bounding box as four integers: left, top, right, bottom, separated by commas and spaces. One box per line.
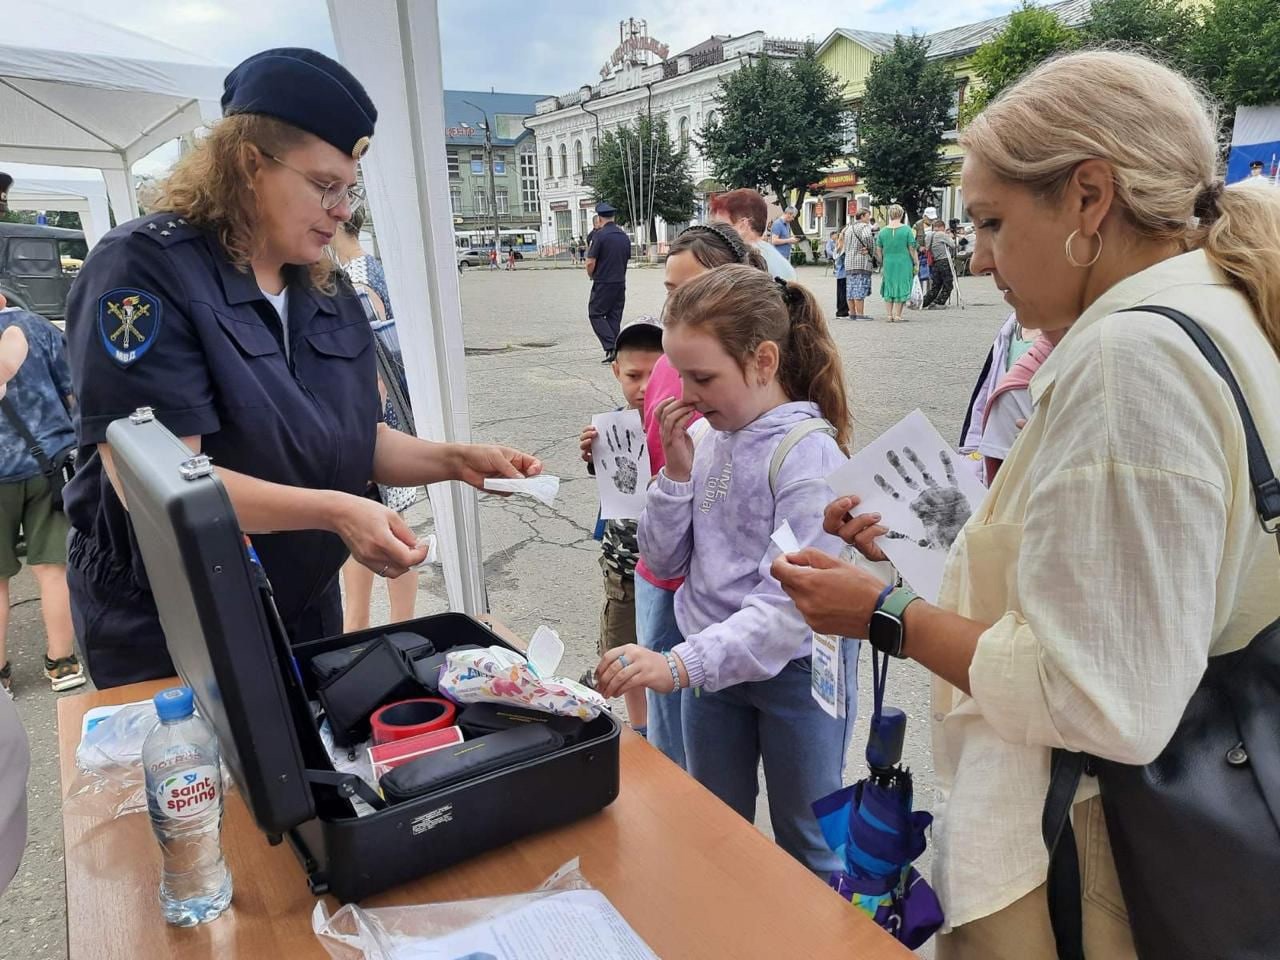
812, 648, 944, 949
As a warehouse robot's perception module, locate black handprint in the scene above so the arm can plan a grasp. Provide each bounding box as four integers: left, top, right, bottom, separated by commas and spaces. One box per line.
873, 446, 970, 551
604, 422, 645, 495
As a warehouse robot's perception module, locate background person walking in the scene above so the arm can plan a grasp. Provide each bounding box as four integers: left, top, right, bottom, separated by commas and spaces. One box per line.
585, 201, 631, 363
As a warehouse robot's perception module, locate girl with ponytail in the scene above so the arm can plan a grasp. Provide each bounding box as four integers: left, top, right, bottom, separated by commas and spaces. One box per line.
774, 49, 1280, 957
595, 264, 856, 877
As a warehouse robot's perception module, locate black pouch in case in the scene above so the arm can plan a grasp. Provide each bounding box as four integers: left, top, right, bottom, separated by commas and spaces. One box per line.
458, 702, 588, 744
318, 636, 425, 746
380, 724, 564, 802
311, 632, 436, 686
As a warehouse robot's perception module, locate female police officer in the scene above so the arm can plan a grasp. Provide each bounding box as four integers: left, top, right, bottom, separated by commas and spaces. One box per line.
63, 49, 541, 688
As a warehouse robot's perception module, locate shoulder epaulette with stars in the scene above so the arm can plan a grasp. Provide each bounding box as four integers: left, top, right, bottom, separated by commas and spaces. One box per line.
131, 213, 199, 247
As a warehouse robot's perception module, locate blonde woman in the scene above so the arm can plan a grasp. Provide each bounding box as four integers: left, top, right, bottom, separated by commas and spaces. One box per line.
875, 204, 918, 322
774, 50, 1280, 957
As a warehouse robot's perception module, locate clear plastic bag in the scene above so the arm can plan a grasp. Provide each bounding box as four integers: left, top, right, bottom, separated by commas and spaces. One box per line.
64, 701, 158, 818
313, 858, 656, 960
65, 699, 234, 819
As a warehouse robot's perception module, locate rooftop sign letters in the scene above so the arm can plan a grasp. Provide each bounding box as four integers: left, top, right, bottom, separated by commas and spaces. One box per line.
600, 19, 669, 79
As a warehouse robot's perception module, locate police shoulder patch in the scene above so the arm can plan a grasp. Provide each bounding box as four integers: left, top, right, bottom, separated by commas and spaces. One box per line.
98, 288, 161, 367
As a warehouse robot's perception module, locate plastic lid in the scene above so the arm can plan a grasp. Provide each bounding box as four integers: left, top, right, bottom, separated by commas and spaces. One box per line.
154, 686, 195, 722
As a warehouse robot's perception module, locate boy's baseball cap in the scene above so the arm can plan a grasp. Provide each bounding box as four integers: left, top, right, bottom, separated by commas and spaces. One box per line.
614, 315, 663, 353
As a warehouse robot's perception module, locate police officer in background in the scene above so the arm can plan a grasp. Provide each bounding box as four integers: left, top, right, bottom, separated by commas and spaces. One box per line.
63, 49, 541, 688
585, 201, 631, 363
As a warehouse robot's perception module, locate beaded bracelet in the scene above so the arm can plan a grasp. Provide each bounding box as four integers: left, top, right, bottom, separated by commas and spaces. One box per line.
664, 651, 682, 693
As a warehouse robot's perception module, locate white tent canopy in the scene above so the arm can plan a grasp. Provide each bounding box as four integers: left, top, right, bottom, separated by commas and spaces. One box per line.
0, 162, 110, 245
0, 2, 225, 227
328, 0, 488, 615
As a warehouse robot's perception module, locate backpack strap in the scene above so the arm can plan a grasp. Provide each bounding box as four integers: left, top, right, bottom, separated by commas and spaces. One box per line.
769, 418, 836, 496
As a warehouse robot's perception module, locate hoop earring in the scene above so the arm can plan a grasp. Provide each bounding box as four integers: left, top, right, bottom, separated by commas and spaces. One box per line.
1065, 229, 1102, 268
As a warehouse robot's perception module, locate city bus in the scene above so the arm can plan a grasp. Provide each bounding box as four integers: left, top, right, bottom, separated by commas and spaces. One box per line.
453, 229, 540, 257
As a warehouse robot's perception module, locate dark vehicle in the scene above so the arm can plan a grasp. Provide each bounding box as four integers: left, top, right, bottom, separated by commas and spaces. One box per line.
0, 223, 88, 320
458, 247, 523, 268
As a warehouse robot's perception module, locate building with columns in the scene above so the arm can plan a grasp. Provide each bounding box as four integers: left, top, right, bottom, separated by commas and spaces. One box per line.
524, 23, 804, 253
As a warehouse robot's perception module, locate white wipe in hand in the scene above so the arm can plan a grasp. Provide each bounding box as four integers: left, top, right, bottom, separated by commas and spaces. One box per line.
770, 520, 802, 555
483, 474, 561, 507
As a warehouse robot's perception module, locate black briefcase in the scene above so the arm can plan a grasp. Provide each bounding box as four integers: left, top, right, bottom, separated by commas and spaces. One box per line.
105, 408, 621, 903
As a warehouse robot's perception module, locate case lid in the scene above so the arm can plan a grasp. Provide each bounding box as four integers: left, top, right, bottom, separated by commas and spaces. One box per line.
106, 410, 315, 834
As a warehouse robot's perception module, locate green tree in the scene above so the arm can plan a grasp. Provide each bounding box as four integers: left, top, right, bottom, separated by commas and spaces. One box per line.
857, 35, 954, 224
699, 45, 849, 238
588, 114, 696, 243
962, 3, 1079, 124
1190, 0, 1280, 118
1082, 0, 1195, 63
0, 209, 83, 230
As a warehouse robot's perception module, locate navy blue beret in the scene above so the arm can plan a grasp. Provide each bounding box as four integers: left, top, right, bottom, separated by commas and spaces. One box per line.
222, 48, 377, 159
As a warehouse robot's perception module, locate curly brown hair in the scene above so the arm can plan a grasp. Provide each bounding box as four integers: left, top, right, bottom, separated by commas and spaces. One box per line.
158, 113, 336, 292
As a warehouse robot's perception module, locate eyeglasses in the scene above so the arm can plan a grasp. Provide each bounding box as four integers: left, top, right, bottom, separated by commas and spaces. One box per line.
261, 151, 365, 213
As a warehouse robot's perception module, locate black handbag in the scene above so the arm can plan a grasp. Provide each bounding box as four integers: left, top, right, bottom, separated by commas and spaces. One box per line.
1043, 305, 1280, 960
0, 397, 75, 510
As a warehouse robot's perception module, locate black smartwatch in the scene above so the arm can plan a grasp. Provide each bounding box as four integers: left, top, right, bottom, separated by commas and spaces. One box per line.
868, 586, 920, 659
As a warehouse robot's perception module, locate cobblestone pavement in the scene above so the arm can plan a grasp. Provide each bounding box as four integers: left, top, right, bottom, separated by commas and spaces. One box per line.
2, 261, 1011, 958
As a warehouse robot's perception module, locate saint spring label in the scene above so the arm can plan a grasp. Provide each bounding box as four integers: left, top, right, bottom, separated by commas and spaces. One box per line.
155, 765, 220, 819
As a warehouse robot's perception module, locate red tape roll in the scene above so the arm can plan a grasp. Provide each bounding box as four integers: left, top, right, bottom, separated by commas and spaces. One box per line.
370, 697, 458, 745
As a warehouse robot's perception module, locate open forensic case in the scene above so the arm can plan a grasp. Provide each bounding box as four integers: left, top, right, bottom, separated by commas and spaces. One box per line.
106, 409, 621, 902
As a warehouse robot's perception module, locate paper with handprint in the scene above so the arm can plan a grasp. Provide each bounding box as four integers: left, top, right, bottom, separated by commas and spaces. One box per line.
826, 409, 986, 603
591, 409, 651, 520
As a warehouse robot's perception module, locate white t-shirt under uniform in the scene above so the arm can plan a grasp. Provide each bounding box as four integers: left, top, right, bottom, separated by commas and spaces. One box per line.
259, 286, 290, 359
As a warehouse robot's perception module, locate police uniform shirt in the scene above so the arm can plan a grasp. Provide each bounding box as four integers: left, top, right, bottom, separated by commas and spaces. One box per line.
587, 223, 631, 285
63, 212, 379, 648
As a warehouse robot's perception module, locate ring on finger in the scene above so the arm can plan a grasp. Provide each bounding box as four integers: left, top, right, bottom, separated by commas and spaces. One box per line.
618, 653, 630, 669
379, 563, 390, 577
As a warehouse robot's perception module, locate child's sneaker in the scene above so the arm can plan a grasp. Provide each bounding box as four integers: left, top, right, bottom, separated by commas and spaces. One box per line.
0, 662, 10, 699
45, 654, 86, 692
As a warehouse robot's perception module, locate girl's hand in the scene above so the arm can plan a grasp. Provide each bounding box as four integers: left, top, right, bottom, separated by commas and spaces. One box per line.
771, 548, 886, 638
823, 496, 890, 562
579, 425, 598, 464
331, 492, 427, 580
454, 444, 542, 489
595, 644, 681, 698
655, 398, 697, 483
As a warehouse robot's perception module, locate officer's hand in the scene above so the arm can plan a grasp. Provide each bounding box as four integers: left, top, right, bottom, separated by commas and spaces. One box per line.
333, 493, 427, 579
455, 444, 543, 490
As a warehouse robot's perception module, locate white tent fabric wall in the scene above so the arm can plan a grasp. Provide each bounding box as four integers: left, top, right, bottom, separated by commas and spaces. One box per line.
0, 1, 225, 225
0, 164, 111, 245
328, 0, 489, 615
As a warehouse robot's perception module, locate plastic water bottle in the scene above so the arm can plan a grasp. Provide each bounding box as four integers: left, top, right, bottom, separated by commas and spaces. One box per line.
142, 687, 233, 925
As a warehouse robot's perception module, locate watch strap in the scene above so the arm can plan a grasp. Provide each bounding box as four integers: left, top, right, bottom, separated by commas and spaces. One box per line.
880, 586, 920, 619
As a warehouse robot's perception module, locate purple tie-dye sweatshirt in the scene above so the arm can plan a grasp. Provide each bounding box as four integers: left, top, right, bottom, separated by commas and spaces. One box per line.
638, 401, 848, 692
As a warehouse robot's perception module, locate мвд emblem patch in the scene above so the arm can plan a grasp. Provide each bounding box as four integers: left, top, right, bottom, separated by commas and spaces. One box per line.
98, 288, 161, 367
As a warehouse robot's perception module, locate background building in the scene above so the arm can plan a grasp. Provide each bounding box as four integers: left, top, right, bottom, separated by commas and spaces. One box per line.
442, 90, 548, 253
812, 0, 1092, 229
525, 21, 804, 253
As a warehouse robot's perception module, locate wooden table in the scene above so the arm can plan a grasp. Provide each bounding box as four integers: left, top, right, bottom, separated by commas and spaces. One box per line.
59, 676, 913, 959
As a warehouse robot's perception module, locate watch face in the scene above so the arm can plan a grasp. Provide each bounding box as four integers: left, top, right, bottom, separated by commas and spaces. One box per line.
869, 610, 903, 656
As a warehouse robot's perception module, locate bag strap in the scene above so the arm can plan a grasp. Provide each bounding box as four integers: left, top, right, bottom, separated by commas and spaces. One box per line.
1044, 749, 1088, 960
1126, 305, 1280, 533
0, 397, 55, 478
768, 418, 836, 496
1044, 304, 1280, 960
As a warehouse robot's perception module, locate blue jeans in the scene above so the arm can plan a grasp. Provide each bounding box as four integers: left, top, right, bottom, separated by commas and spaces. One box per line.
635, 576, 686, 769
682, 642, 859, 876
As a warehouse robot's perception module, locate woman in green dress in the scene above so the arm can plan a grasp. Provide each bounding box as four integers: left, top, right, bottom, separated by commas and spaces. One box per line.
876, 203, 919, 322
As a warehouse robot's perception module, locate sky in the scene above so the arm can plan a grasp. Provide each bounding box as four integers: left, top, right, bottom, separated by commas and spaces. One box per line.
20, 0, 1024, 176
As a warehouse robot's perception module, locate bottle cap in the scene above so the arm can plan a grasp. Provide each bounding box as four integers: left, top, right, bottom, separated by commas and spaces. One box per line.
153, 686, 194, 722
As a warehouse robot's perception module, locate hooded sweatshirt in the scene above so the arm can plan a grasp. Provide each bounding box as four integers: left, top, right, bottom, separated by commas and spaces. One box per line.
638, 401, 848, 692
